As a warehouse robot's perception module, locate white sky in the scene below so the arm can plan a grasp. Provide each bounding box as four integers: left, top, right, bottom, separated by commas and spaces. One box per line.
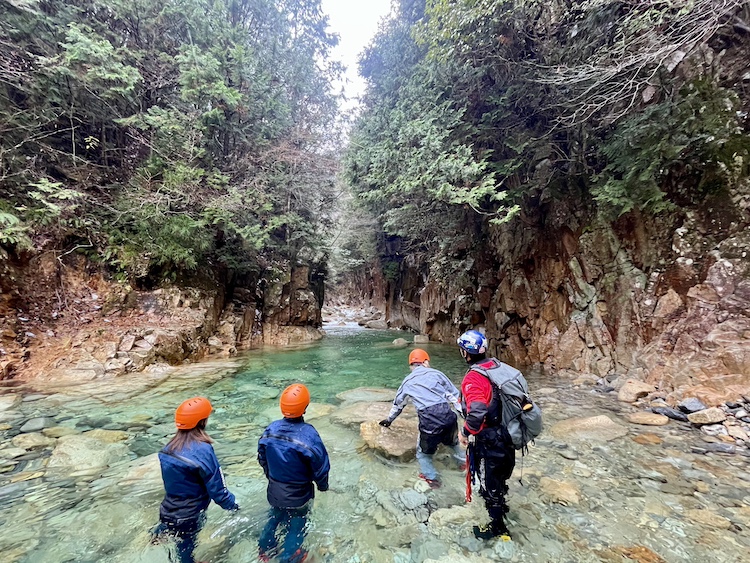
321, 0, 394, 112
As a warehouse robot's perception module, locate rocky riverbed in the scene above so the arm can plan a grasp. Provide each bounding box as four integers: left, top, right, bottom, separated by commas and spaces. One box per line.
1, 328, 749, 563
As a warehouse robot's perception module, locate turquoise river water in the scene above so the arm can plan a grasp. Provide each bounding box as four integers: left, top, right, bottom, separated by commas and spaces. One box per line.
0, 326, 748, 562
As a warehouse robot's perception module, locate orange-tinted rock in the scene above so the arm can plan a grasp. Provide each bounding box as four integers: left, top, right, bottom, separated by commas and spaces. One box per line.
632, 433, 663, 445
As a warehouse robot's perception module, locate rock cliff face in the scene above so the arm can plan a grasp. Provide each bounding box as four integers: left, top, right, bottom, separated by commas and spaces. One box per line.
0, 252, 324, 380
342, 185, 750, 405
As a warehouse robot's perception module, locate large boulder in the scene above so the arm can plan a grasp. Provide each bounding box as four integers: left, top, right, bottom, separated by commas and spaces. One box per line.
332, 401, 417, 428
118, 453, 162, 486
617, 379, 655, 402
687, 407, 727, 425
48, 434, 130, 470
360, 418, 419, 461
144, 329, 188, 364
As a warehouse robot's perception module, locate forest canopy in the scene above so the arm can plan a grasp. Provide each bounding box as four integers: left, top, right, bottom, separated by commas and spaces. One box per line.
0, 0, 342, 282
345, 0, 750, 275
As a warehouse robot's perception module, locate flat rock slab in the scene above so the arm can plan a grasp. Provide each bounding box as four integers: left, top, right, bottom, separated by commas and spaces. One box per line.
685, 509, 731, 530
632, 433, 663, 446
626, 412, 669, 426
0, 395, 20, 412
332, 401, 417, 428
48, 434, 130, 470
540, 477, 581, 506
687, 407, 727, 425
605, 545, 667, 563
549, 415, 628, 442
83, 429, 129, 443
11, 432, 56, 450
335, 387, 398, 404
19, 417, 55, 433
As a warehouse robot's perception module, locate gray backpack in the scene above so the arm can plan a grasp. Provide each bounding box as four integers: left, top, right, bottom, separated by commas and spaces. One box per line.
471, 359, 543, 452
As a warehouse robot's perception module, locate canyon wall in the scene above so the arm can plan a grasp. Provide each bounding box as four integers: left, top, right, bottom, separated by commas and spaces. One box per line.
341, 186, 750, 406
0, 252, 324, 380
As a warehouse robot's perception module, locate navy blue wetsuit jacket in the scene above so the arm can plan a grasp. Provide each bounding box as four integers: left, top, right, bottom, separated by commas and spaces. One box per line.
258, 417, 330, 508
158, 441, 237, 524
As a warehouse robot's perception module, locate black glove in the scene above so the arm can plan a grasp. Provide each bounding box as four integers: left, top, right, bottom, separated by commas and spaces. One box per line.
379, 419, 392, 428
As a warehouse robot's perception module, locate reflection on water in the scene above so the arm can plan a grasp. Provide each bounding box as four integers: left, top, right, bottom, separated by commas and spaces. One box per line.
0, 327, 748, 562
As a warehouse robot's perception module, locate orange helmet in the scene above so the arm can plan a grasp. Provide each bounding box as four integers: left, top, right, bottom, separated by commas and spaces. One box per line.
280, 384, 310, 418
408, 348, 430, 365
175, 397, 212, 430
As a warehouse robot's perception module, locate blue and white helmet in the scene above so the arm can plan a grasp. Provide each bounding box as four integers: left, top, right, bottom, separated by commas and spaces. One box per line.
457, 330, 487, 354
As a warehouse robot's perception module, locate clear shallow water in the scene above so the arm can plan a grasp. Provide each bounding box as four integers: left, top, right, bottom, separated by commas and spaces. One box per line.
0, 327, 748, 563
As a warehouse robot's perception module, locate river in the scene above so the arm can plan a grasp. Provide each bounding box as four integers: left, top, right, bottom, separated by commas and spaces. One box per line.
0, 326, 748, 562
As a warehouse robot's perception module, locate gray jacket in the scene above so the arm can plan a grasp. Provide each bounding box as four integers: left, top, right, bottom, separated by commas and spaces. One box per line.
387, 366, 461, 423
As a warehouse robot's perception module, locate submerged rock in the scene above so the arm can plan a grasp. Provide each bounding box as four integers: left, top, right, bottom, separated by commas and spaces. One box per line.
632, 433, 663, 446
549, 415, 628, 442
19, 417, 55, 433
48, 434, 130, 470
11, 432, 56, 450
539, 477, 581, 505
0, 395, 20, 412
336, 387, 397, 404
685, 509, 732, 530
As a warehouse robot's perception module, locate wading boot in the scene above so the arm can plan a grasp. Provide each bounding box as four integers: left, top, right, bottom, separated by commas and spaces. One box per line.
473, 518, 511, 540
418, 473, 441, 489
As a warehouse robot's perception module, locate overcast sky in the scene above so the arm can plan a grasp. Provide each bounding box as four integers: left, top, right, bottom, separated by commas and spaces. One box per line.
321, 0, 393, 111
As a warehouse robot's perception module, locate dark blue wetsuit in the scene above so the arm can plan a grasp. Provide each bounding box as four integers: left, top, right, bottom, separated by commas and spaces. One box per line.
257, 417, 330, 563
155, 441, 237, 563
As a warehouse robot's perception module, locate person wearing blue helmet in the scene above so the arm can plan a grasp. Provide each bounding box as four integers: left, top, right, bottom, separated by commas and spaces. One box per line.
457, 329, 516, 540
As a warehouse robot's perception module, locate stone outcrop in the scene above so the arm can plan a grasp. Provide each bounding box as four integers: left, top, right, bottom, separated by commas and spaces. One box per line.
0, 250, 325, 380
360, 418, 420, 461
337, 183, 750, 406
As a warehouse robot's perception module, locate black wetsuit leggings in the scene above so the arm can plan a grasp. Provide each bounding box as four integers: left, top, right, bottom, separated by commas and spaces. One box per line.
475, 427, 516, 522
153, 513, 205, 563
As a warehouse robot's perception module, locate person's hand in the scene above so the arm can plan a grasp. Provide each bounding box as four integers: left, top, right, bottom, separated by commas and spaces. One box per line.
459, 433, 469, 448
379, 419, 392, 428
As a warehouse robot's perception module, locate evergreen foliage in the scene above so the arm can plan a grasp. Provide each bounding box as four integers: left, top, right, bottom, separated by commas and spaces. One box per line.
345, 0, 750, 281
0, 0, 341, 283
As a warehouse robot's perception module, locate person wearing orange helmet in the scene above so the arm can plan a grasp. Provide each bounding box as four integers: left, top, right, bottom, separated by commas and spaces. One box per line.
152, 397, 238, 563
257, 383, 330, 563
379, 348, 464, 489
